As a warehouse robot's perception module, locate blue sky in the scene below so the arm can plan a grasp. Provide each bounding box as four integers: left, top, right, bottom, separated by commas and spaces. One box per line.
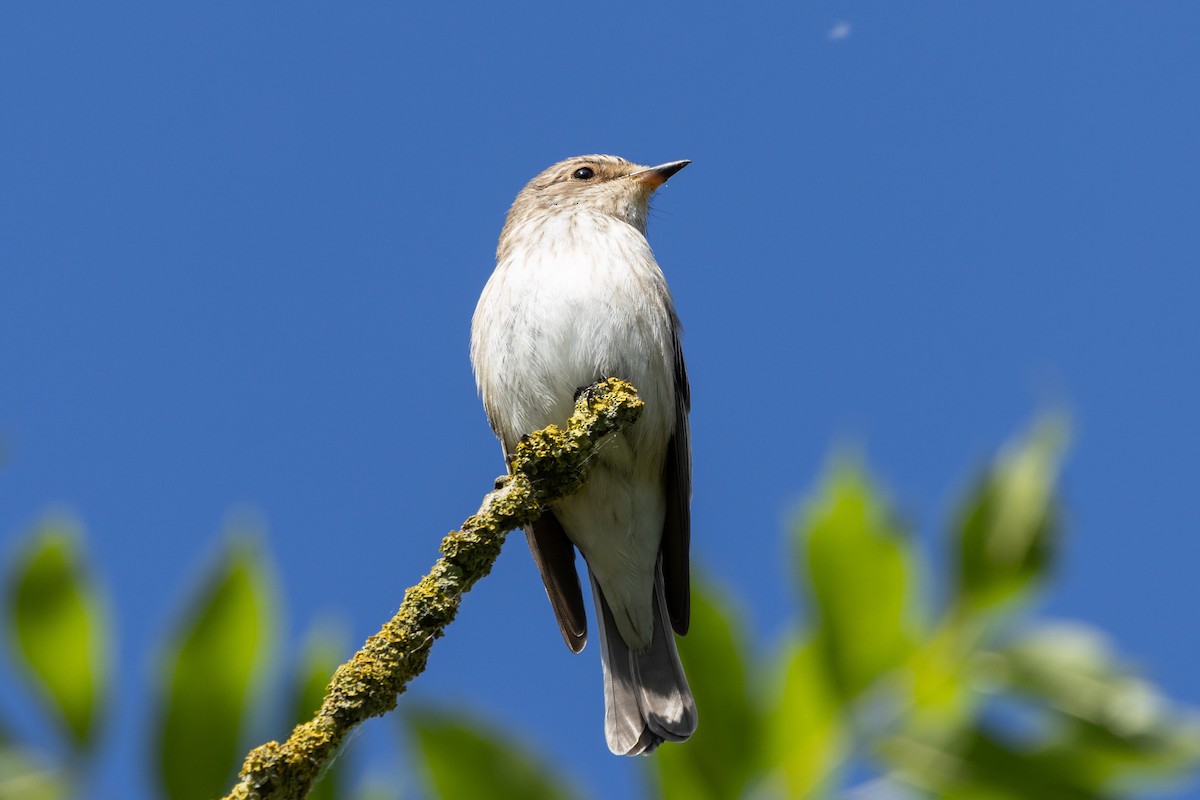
2, 3, 1198, 798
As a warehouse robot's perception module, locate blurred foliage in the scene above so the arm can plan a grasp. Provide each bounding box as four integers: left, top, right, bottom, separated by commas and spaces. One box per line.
154, 539, 274, 800
401, 419, 1200, 799
654, 580, 760, 800
1, 419, 1198, 798
408, 707, 581, 800
4, 520, 107, 751
0, 744, 70, 800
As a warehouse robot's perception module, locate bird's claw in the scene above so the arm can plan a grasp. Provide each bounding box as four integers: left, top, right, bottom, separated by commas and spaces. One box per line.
574, 375, 611, 403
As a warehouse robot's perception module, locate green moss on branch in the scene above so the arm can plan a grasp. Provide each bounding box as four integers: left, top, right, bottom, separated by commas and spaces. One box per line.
222, 378, 644, 800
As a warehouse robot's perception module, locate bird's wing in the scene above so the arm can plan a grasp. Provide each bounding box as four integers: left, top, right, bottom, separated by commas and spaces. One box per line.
501, 442, 588, 653
661, 326, 692, 635
524, 510, 588, 652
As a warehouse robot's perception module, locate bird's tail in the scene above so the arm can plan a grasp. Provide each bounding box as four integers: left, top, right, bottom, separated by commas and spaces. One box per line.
590, 561, 697, 756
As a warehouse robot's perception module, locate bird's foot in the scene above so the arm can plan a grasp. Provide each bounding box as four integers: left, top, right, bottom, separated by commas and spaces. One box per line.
573, 375, 612, 402
505, 435, 532, 467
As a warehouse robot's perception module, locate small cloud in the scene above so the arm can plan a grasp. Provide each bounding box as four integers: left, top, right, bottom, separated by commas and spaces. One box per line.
827, 20, 852, 41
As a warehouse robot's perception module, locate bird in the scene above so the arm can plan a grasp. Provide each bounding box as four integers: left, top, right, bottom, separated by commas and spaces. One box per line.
470, 155, 696, 755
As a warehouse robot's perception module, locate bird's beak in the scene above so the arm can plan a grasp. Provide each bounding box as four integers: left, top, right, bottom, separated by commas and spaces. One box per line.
632, 159, 691, 189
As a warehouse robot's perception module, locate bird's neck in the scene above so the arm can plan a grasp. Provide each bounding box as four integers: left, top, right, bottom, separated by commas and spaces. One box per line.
496, 207, 648, 264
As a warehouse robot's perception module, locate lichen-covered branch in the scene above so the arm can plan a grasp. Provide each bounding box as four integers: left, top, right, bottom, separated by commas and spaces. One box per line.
222, 378, 644, 800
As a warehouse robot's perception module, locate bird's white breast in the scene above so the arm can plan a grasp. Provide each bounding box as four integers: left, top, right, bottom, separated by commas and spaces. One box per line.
471, 210, 676, 455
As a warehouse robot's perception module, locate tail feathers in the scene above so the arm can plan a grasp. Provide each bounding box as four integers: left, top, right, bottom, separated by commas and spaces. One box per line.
591, 566, 697, 756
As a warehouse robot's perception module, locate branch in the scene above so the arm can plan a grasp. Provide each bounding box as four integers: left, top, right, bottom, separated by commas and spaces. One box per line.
222, 378, 644, 800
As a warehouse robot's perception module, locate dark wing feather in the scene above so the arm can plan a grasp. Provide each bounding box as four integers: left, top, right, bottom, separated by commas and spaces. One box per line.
497, 440, 587, 653
524, 511, 587, 652
661, 327, 692, 635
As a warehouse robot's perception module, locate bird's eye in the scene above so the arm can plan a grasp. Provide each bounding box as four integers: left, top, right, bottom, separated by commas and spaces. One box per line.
572, 167, 595, 180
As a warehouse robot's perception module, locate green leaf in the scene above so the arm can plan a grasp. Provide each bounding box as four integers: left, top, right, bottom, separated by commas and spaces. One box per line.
892, 724, 1113, 800
154, 538, 273, 800
348, 778, 400, 800
982, 623, 1200, 786
290, 622, 348, 800
883, 623, 1200, 798
763, 637, 846, 798
883, 618, 984, 773
954, 419, 1067, 612
407, 707, 579, 800
0, 746, 70, 800
801, 463, 916, 701
4, 518, 108, 749
651, 577, 759, 800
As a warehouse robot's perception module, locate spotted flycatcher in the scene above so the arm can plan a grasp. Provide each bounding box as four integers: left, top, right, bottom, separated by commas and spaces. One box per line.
471, 155, 696, 755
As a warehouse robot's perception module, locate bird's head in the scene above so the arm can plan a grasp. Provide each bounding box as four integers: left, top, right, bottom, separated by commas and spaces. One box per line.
503, 155, 690, 236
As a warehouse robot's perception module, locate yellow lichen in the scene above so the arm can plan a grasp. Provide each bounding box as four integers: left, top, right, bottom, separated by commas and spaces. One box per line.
220, 379, 643, 800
